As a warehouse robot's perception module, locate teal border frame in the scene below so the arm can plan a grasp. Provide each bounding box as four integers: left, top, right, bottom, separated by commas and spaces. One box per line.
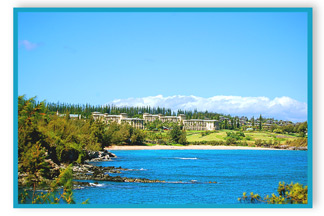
13, 7, 313, 208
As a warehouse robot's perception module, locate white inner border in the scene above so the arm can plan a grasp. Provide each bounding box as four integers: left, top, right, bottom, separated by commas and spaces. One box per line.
1, 1, 322, 215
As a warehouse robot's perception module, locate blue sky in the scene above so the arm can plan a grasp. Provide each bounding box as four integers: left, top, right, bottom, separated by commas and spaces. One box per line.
17, 11, 309, 121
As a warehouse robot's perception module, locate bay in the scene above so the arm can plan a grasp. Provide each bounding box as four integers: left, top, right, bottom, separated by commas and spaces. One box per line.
73, 150, 307, 205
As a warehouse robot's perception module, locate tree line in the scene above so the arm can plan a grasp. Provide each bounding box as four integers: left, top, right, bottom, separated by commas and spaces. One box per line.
46, 102, 174, 118
45, 101, 232, 120
18, 96, 152, 167
45, 100, 307, 132
18, 96, 187, 167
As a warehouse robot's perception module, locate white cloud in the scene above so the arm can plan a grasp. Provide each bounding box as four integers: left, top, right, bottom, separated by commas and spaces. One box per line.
18, 40, 38, 50
107, 95, 307, 122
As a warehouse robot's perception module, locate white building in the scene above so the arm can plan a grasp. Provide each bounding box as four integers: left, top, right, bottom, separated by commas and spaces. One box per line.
143, 113, 186, 123
92, 112, 144, 129
183, 119, 219, 131
93, 112, 219, 131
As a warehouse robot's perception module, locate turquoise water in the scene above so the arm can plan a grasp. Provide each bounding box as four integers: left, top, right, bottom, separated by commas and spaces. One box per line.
73, 150, 307, 205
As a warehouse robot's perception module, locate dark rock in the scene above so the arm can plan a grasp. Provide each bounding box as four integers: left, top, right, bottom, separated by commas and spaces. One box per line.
72, 163, 164, 183
107, 152, 117, 158
61, 148, 79, 163
73, 181, 91, 187
85, 150, 116, 162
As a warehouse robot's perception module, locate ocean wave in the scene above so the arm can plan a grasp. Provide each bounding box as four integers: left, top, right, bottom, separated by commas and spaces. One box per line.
166, 181, 188, 184
128, 168, 147, 171
174, 157, 198, 160
89, 183, 105, 187
165, 180, 200, 184
74, 187, 85, 190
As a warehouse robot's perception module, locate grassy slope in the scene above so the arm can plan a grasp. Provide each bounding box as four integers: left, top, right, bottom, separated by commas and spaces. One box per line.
186, 130, 298, 144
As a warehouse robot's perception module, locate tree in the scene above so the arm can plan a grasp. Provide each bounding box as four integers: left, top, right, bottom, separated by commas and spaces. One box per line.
297, 122, 308, 137
17, 138, 87, 204
19, 165, 89, 204
90, 120, 108, 149
170, 125, 182, 143
130, 129, 146, 145
238, 182, 308, 204
65, 111, 70, 121
178, 130, 188, 145
169, 125, 187, 144
259, 114, 262, 131
18, 142, 51, 194
113, 123, 132, 145
282, 124, 294, 134
18, 95, 47, 159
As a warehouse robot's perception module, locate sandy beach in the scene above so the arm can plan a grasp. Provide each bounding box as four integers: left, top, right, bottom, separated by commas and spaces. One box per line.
106, 145, 282, 150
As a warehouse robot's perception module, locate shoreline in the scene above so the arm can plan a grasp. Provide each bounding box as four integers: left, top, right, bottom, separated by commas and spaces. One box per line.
106, 145, 283, 150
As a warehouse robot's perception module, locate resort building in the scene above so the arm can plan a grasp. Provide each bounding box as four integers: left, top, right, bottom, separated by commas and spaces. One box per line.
183, 119, 219, 131
57, 111, 82, 120
92, 112, 144, 129
92, 112, 219, 131
143, 113, 186, 123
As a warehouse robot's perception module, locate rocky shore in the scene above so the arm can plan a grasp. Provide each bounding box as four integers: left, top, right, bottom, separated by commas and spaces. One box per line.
18, 150, 166, 189
72, 163, 165, 183
19, 149, 221, 192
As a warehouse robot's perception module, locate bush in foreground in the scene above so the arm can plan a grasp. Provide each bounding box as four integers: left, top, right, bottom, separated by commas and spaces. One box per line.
238, 182, 307, 204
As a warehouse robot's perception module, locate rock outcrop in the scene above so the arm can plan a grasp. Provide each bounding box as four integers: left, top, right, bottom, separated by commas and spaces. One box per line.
271, 145, 308, 150
85, 150, 117, 162
72, 163, 164, 183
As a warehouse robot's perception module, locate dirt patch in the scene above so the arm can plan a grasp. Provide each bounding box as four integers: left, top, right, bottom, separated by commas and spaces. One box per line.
276, 135, 293, 138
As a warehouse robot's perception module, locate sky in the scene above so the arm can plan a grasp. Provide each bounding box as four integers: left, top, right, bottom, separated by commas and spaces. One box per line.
17, 11, 309, 121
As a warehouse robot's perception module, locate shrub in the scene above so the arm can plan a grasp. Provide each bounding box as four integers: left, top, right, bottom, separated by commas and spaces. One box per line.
201, 131, 212, 137
245, 136, 252, 141
226, 131, 245, 141
237, 141, 248, 146
285, 138, 307, 147
189, 140, 225, 146
273, 129, 283, 134
238, 182, 308, 204
226, 137, 236, 145
254, 139, 263, 147
19, 165, 89, 204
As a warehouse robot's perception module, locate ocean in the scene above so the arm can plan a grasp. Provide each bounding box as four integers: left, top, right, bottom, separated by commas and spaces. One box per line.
73, 149, 308, 205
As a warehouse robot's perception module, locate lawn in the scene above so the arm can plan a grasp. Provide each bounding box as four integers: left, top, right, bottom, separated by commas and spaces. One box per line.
186, 130, 299, 144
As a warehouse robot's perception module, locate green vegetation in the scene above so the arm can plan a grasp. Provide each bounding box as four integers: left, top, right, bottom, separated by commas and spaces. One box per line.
18, 96, 95, 204
144, 123, 187, 145
43, 98, 307, 136
18, 95, 307, 154
19, 96, 105, 166
18, 96, 191, 200
20, 165, 89, 204
18, 95, 308, 205
238, 182, 308, 204
145, 119, 177, 131
104, 121, 146, 146
18, 96, 143, 204
18, 95, 149, 165
169, 125, 187, 145
18, 95, 309, 205
186, 130, 306, 148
